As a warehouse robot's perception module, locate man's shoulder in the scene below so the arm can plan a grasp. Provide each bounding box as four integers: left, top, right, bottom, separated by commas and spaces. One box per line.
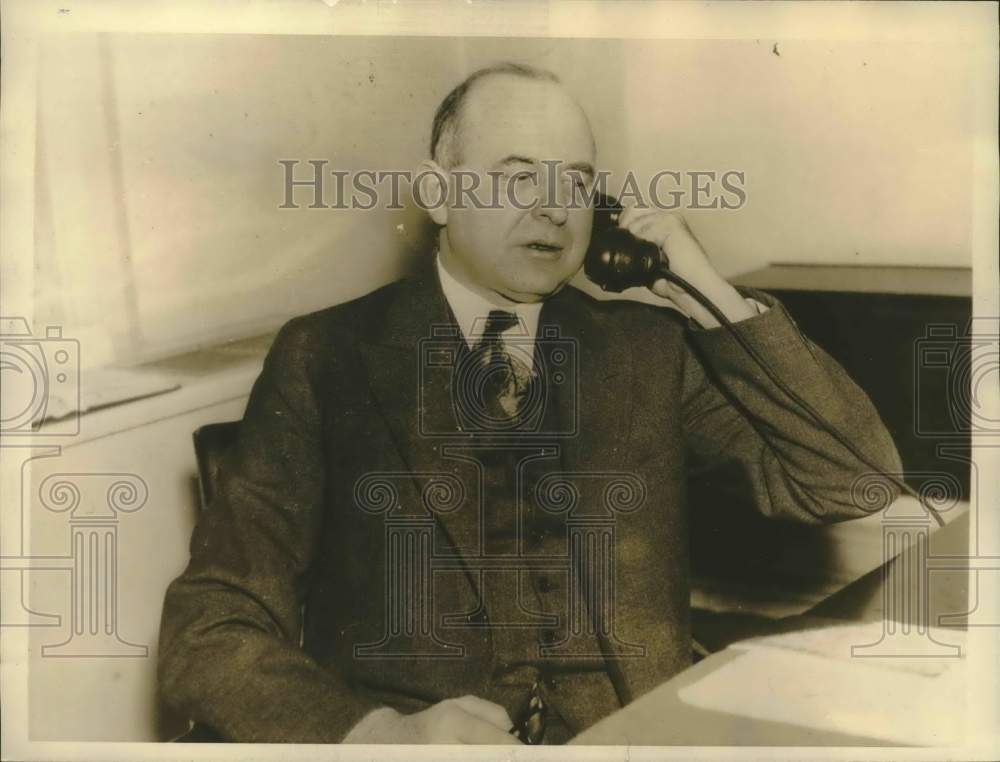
555, 284, 689, 338
276, 278, 411, 344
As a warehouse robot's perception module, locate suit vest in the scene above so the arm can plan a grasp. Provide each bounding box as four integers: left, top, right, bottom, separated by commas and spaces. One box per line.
451, 336, 623, 740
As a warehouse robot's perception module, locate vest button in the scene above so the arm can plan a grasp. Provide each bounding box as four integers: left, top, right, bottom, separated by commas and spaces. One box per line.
536, 577, 554, 593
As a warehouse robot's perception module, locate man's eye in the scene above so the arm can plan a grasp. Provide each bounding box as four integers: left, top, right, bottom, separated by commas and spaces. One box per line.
508, 170, 538, 183
562, 174, 593, 194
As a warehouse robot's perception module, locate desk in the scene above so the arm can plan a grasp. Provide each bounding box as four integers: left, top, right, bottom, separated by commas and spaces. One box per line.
574, 622, 965, 746
574, 511, 972, 746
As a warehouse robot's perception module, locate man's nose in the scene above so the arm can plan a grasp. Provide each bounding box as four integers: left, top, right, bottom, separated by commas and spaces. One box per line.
532, 203, 568, 226
531, 176, 569, 226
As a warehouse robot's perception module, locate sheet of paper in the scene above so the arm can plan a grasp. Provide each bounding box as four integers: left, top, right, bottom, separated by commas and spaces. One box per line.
679, 622, 967, 746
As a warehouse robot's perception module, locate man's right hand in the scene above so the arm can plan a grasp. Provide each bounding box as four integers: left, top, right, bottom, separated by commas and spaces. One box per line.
342, 695, 522, 744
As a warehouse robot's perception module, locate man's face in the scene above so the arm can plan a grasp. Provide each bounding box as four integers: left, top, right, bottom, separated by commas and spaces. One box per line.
438, 76, 596, 303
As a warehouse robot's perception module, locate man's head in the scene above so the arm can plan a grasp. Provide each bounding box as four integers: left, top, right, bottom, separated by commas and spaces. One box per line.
422, 64, 596, 303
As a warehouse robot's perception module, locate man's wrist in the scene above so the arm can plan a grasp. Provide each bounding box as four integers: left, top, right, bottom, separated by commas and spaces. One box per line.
680, 278, 758, 328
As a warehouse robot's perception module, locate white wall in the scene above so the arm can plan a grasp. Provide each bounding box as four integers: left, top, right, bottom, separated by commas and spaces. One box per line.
613, 38, 977, 274
35, 33, 980, 367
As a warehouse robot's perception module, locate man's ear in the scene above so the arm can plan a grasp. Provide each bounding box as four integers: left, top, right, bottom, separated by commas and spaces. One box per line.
416, 160, 449, 226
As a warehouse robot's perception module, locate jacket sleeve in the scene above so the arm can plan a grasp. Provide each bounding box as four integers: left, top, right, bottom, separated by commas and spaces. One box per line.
679, 288, 904, 523
157, 318, 381, 742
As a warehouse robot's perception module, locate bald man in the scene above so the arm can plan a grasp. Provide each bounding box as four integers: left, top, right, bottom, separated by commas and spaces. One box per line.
158, 63, 902, 744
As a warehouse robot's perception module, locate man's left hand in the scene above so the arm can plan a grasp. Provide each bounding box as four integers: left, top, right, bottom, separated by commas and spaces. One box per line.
615, 205, 756, 328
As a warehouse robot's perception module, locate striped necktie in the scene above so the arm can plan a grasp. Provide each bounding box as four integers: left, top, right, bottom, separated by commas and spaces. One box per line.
469, 310, 535, 427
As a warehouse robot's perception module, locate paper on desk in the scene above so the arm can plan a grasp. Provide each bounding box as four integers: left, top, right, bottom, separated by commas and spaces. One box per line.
678, 621, 966, 746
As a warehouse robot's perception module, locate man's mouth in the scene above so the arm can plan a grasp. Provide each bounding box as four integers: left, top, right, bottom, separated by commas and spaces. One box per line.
523, 241, 564, 255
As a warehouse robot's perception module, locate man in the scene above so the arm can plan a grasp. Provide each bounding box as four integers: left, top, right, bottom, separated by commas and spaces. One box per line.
158, 63, 902, 744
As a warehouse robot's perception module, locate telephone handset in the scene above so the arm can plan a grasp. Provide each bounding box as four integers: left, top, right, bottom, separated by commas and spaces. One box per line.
584, 193, 667, 292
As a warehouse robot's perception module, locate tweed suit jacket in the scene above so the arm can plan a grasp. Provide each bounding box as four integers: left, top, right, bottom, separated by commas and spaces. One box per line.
158, 262, 902, 742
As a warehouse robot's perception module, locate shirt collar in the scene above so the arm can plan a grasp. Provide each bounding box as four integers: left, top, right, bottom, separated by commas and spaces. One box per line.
435, 254, 544, 353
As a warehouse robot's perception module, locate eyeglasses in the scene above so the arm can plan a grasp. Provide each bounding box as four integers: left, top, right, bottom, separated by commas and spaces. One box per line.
509, 680, 547, 745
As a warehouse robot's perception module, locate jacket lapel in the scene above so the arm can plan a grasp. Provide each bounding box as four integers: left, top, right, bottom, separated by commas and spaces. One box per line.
538, 286, 633, 493
358, 265, 483, 564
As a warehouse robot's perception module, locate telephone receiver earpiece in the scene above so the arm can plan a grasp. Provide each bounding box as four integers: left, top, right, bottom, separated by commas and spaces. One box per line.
584, 193, 668, 292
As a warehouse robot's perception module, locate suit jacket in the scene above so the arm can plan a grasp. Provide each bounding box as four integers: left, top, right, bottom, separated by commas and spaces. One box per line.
158, 263, 903, 742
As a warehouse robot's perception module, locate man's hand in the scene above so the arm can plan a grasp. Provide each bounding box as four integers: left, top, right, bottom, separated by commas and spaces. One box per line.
616, 205, 756, 328
342, 695, 522, 744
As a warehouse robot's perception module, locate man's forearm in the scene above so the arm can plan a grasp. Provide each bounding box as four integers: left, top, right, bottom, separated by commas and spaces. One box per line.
682, 290, 903, 522
159, 571, 382, 743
